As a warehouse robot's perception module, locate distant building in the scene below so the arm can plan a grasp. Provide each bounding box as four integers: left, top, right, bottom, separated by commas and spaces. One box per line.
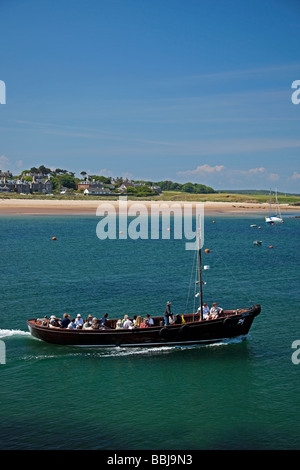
79, 179, 114, 195
78, 181, 91, 190
0, 172, 52, 194
84, 187, 113, 195
151, 185, 162, 194
119, 182, 135, 192
0, 171, 12, 179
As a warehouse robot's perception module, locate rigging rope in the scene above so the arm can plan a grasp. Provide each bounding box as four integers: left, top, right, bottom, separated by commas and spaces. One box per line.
185, 249, 197, 315
211, 249, 254, 305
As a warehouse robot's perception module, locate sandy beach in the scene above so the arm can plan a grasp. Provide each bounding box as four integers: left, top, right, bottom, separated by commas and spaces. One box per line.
0, 198, 299, 216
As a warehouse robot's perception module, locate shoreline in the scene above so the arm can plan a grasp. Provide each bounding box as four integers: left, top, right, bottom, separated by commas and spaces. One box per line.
0, 198, 299, 216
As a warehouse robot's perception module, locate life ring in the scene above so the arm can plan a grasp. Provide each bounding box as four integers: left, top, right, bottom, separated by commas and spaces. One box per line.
180, 324, 190, 337
223, 317, 234, 328
159, 327, 170, 339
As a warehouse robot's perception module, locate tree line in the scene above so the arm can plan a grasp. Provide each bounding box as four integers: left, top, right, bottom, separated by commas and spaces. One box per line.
17, 165, 216, 194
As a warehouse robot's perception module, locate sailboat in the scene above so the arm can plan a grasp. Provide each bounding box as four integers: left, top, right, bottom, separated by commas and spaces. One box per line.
27, 218, 261, 347
265, 188, 283, 223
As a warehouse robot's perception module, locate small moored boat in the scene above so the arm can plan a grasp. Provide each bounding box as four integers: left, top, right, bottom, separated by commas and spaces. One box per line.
265, 188, 283, 224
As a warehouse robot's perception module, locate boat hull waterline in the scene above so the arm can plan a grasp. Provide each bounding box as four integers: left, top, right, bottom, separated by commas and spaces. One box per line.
27, 305, 261, 348
265, 216, 283, 224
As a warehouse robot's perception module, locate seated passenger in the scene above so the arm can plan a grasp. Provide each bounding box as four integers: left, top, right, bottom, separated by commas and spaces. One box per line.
203, 303, 210, 319
123, 318, 133, 329
91, 317, 99, 329
121, 314, 129, 327
100, 312, 110, 329
146, 314, 154, 326
209, 303, 223, 319
83, 320, 92, 330
75, 314, 84, 327
60, 313, 70, 328
116, 319, 123, 329
67, 319, 76, 329
197, 303, 210, 320
140, 318, 149, 328
174, 314, 182, 324
49, 315, 59, 328
134, 316, 142, 328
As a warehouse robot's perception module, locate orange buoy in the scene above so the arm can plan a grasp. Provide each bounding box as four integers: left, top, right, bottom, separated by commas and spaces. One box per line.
269, 245, 274, 249
258, 226, 261, 229
212, 221, 215, 223
205, 249, 210, 253
119, 231, 123, 234
52, 237, 56, 240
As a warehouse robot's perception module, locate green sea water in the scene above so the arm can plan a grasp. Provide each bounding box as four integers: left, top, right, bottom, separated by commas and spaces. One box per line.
0, 213, 299, 450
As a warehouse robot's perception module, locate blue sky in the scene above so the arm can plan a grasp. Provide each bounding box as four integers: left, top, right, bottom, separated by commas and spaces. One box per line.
0, 0, 300, 192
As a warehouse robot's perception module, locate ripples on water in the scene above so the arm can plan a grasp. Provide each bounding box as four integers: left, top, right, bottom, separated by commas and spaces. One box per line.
0, 215, 299, 450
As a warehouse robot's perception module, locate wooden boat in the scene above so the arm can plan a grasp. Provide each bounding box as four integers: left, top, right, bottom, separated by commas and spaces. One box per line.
27, 217, 261, 348
27, 305, 261, 347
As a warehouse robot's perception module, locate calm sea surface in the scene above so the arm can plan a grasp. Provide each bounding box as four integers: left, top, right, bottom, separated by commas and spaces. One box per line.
0, 213, 299, 450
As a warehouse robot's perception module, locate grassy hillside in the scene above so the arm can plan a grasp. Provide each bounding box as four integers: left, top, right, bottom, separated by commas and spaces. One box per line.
154, 191, 300, 205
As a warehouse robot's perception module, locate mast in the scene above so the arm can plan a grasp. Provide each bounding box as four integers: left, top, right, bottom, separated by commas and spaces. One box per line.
275, 188, 282, 218
197, 215, 203, 321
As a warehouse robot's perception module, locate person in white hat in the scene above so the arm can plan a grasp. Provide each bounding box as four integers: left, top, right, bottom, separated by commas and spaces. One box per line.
49, 315, 59, 328
75, 314, 84, 328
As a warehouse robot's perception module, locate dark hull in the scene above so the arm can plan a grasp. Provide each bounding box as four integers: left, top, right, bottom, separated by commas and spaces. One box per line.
27, 305, 260, 347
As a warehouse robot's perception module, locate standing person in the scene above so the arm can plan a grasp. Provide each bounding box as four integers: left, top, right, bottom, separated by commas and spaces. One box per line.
164, 301, 173, 326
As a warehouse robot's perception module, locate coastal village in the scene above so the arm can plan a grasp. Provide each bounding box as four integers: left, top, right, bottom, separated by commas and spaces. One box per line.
0, 165, 215, 197
0, 168, 163, 196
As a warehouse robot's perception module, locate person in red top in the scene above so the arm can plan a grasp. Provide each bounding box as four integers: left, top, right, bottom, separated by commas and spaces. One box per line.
140, 318, 149, 328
